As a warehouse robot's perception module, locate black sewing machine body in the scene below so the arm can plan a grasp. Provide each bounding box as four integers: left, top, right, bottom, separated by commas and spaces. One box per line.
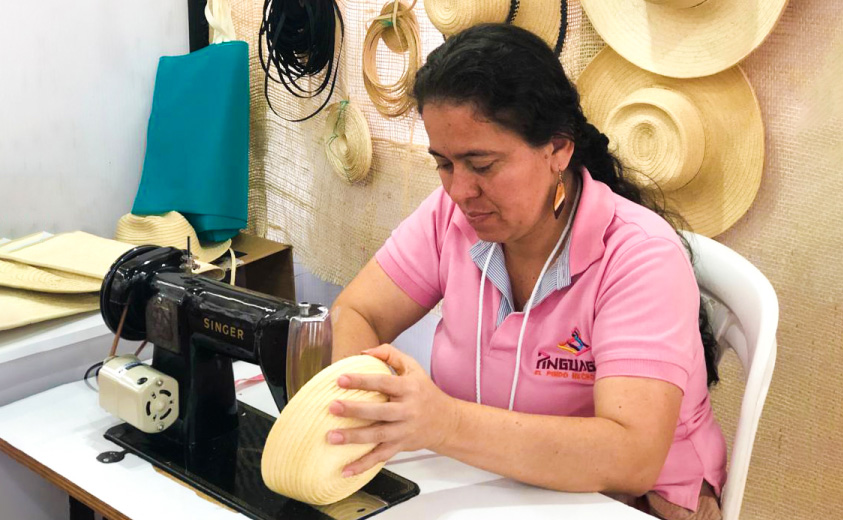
98, 246, 418, 520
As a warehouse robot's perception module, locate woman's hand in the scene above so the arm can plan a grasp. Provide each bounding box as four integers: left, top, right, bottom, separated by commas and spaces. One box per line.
327, 343, 458, 477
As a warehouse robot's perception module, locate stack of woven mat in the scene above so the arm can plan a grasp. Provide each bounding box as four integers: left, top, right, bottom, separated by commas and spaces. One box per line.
0, 232, 134, 331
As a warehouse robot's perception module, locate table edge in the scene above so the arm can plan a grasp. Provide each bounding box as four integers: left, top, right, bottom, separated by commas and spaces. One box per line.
0, 437, 131, 520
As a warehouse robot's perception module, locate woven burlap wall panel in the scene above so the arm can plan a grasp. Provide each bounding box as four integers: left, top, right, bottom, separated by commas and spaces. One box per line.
709, 1, 843, 517
231, 0, 605, 285
232, 1, 841, 518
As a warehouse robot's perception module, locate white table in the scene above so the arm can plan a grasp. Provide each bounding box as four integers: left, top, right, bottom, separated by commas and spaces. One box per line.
0, 361, 649, 520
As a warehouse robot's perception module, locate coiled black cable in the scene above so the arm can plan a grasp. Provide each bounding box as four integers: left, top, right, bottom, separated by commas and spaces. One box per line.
259, 0, 344, 122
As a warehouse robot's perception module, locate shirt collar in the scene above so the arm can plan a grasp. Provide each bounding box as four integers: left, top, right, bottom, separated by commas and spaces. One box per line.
465, 167, 614, 310
469, 226, 574, 316
569, 167, 615, 276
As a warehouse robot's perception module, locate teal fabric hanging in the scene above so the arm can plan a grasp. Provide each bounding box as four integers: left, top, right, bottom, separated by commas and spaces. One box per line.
132, 40, 249, 243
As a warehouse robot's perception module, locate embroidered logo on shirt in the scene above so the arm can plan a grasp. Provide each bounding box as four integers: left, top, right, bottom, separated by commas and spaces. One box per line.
556, 329, 591, 356
535, 328, 595, 382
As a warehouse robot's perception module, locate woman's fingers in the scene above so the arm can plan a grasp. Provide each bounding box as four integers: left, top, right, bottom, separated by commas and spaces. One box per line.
362, 344, 416, 375
338, 372, 405, 396
329, 400, 408, 422
340, 441, 402, 478
328, 422, 404, 446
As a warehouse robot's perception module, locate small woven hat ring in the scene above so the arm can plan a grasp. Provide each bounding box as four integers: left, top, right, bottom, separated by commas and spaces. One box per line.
578, 48, 765, 237
323, 100, 374, 184
362, 0, 422, 117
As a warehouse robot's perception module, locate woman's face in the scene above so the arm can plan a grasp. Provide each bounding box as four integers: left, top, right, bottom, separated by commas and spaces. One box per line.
423, 102, 573, 245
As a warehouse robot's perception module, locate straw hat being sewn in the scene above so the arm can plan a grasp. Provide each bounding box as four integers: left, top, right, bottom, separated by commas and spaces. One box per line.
262, 355, 392, 505
577, 48, 765, 237
580, 0, 789, 78
115, 212, 231, 263
424, 0, 567, 54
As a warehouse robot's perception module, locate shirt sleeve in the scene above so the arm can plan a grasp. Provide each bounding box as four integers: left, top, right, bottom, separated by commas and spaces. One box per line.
591, 237, 701, 393
374, 187, 451, 309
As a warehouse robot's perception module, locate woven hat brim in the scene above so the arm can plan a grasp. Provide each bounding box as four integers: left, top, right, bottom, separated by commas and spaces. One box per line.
0, 260, 101, 293
580, 0, 789, 78
0, 286, 99, 331
512, 0, 564, 52
425, 1, 565, 53
577, 48, 765, 237
424, 1, 509, 36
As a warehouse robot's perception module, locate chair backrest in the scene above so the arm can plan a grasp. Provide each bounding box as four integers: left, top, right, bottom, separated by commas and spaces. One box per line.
682, 232, 779, 520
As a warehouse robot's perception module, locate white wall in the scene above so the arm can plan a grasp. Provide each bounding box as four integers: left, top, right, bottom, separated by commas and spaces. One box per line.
0, 3, 189, 518
0, 2, 189, 239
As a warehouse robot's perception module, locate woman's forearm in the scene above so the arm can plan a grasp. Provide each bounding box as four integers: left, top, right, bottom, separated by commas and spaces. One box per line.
328, 258, 430, 362
435, 398, 661, 496
330, 302, 382, 362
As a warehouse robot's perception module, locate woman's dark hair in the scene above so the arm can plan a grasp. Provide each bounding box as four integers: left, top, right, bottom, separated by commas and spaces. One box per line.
413, 23, 719, 387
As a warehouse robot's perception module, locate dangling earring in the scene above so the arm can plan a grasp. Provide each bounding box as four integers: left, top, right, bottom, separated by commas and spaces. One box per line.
553, 170, 566, 219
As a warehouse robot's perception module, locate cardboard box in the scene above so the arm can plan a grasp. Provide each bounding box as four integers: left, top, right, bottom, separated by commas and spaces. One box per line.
222, 233, 295, 301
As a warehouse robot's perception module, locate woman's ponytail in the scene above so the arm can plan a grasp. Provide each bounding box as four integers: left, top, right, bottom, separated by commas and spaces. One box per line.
572, 120, 721, 387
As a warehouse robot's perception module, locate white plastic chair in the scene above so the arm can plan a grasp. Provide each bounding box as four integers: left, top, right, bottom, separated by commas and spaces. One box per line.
682, 231, 778, 520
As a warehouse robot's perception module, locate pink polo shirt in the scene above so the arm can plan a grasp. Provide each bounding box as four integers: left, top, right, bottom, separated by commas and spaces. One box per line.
375, 168, 727, 511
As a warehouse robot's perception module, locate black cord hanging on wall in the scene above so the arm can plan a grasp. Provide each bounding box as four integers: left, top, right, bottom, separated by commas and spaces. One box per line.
259, 0, 344, 122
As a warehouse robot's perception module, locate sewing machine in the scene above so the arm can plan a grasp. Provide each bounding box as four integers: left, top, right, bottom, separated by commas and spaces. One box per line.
98, 245, 418, 520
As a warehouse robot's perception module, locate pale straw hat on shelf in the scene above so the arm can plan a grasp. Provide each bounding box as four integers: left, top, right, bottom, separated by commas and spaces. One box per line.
580, 0, 790, 78
424, 0, 568, 54
262, 355, 392, 505
577, 48, 765, 237
115, 212, 231, 264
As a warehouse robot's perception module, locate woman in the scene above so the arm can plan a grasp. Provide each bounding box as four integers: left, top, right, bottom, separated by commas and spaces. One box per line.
327, 24, 726, 519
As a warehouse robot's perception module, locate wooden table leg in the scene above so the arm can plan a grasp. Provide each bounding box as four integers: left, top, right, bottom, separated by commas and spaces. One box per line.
69, 495, 95, 520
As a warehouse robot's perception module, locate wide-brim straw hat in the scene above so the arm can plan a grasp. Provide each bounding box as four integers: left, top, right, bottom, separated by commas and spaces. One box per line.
577, 48, 765, 237
115, 212, 231, 264
424, 0, 567, 54
580, 0, 790, 78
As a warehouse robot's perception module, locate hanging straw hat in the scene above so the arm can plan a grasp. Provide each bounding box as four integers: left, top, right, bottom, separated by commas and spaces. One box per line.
580, 0, 790, 78
577, 48, 765, 237
424, 0, 567, 54
115, 212, 231, 263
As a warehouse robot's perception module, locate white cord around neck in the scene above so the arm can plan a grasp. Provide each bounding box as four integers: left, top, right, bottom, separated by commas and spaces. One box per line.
475, 185, 580, 411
